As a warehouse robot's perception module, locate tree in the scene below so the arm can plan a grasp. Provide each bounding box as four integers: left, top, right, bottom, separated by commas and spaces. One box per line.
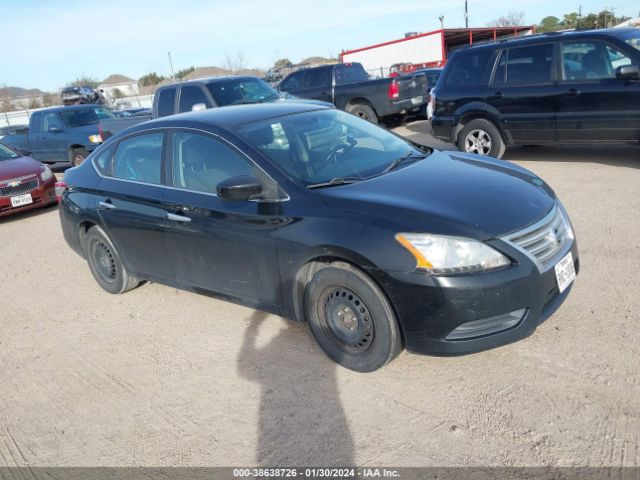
487, 11, 525, 27
224, 52, 246, 73
28, 97, 42, 109
0, 95, 15, 114
273, 58, 293, 69
41, 93, 57, 107
67, 76, 99, 88
111, 88, 125, 99
175, 66, 195, 79
139, 72, 165, 86
538, 16, 561, 32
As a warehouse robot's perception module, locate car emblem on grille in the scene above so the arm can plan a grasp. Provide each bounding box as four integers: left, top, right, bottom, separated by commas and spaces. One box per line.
7, 181, 20, 188
411, 80, 417, 88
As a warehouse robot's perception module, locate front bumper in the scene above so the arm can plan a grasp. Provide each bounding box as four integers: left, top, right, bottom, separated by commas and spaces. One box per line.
372, 240, 579, 355
0, 176, 57, 218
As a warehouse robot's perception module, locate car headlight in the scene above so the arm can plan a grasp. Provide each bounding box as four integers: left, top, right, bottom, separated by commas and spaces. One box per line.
40, 165, 53, 182
88, 134, 102, 143
395, 233, 510, 274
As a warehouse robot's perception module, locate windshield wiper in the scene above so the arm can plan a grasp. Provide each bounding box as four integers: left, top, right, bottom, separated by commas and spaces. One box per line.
382, 151, 428, 174
307, 177, 363, 189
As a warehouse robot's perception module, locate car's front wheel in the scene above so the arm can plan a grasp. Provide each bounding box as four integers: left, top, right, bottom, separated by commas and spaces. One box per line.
457, 119, 506, 159
304, 262, 402, 372
84, 226, 140, 294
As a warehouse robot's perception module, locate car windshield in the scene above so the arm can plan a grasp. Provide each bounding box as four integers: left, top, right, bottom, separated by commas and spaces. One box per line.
238, 109, 430, 186
0, 143, 20, 161
622, 32, 640, 52
207, 78, 279, 106
59, 107, 114, 127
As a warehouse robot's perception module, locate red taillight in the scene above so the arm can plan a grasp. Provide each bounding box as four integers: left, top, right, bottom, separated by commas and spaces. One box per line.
55, 181, 68, 203
429, 90, 436, 111
388, 80, 400, 99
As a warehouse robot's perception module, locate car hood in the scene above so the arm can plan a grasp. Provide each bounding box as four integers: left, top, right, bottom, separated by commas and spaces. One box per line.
0, 156, 44, 182
318, 150, 556, 239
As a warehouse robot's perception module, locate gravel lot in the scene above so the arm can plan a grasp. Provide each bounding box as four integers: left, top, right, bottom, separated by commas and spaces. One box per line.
1, 120, 639, 467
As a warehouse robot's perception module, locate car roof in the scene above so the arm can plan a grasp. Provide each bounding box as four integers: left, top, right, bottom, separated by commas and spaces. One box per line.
157, 76, 264, 89
35, 104, 104, 114
459, 27, 638, 52
142, 102, 333, 129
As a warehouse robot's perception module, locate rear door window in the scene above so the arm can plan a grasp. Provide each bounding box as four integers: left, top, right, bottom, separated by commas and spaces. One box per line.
561, 41, 632, 81
30, 112, 44, 133
493, 44, 554, 85
445, 49, 494, 86
304, 68, 331, 88
178, 85, 209, 113
43, 112, 64, 131
111, 133, 164, 184
157, 88, 177, 117
335, 65, 368, 85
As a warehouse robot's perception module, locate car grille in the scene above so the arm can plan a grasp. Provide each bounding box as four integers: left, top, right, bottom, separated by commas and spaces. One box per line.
502, 205, 574, 271
0, 177, 39, 197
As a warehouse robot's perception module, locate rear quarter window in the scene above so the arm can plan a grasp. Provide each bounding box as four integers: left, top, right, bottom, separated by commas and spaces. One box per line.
156, 88, 176, 117
444, 49, 494, 86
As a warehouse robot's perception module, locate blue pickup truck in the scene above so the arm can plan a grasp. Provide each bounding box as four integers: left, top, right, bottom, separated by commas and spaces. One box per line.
1, 105, 149, 166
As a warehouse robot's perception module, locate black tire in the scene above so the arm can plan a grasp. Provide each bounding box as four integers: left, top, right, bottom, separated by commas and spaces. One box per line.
304, 262, 402, 372
346, 103, 378, 124
71, 148, 89, 167
83, 226, 140, 294
457, 118, 506, 159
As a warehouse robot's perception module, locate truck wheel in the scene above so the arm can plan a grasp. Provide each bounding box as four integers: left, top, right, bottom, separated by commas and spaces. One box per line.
84, 226, 140, 294
457, 119, 506, 159
346, 104, 378, 124
304, 262, 402, 372
71, 148, 89, 167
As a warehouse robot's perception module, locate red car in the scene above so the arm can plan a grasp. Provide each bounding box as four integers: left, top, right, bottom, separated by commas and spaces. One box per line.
0, 143, 57, 218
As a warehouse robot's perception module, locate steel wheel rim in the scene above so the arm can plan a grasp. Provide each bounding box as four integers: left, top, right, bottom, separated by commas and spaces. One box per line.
465, 129, 492, 155
318, 287, 374, 353
91, 240, 117, 284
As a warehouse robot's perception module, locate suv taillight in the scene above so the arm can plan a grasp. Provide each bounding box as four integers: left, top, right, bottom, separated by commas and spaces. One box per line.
55, 181, 68, 203
388, 80, 400, 99
429, 90, 436, 112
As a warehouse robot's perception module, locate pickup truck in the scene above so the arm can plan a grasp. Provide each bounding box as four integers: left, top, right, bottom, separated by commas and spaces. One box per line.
277, 62, 427, 125
1, 105, 148, 166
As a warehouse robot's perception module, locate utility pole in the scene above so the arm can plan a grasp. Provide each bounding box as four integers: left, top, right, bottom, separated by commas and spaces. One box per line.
168, 51, 176, 83
577, 5, 582, 30
439, 15, 445, 29
464, 0, 469, 28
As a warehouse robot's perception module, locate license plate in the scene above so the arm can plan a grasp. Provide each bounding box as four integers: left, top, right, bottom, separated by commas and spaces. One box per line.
10, 193, 33, 208
554, 251, 576, 294
411, 96, 423, 105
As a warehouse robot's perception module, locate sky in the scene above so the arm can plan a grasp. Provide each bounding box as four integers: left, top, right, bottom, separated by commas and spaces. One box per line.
3, 0, 639, 91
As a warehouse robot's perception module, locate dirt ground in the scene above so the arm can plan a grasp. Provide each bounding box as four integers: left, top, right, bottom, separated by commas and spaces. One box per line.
1, 120, 639, 468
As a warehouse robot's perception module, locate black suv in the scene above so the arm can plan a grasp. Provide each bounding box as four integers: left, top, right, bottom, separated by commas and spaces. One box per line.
430, 28, 640, 158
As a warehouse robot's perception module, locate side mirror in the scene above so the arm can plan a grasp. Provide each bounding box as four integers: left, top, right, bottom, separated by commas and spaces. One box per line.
616, 64, 640, 80
48, 126, 62, 133
217, 175, 263, 201
17, 148, 31, 157
191, 103, 207, 112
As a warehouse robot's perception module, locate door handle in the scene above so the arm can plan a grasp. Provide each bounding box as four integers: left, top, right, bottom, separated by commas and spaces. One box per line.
166, 212, 191, 222
491, 91, 503, 99
566, 88, 579, 96
98, 200, 116, 210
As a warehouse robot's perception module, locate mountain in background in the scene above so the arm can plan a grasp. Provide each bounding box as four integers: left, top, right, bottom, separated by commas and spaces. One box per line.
0, 86, 46, 97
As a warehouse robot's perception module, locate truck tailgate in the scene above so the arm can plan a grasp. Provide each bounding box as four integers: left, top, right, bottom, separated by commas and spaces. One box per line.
395, 73, 427, 102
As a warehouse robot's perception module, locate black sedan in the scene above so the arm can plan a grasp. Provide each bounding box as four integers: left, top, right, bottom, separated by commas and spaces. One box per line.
58, 103, 578, 372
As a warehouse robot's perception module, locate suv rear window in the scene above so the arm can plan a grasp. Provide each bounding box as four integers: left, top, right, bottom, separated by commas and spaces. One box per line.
444, 49, 493, 86
157, 88, 176, 117
493, 44, 554, 85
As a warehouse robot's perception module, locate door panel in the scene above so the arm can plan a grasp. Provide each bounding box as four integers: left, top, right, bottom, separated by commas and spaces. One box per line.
487, 44, 557, 143
162, 130, 282, 307
557, 40, 640, 142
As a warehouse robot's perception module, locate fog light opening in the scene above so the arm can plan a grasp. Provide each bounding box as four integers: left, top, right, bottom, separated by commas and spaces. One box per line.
445, 308, 527, 341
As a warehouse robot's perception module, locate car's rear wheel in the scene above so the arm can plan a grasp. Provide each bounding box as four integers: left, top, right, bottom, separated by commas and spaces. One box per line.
71, 148, 89, 167
346, 103, 378, 124
304, 262, 402, 372
84, 226, 140, 294
457, 119, 506, 159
